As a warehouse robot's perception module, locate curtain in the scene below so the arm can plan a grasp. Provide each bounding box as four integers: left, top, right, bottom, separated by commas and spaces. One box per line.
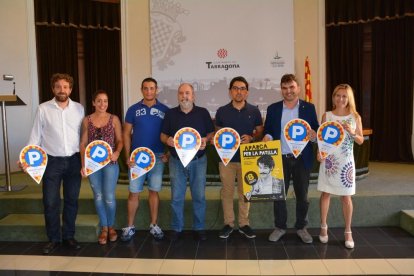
34, 0, 122, 113
326, 0, 414, 162
370, 17, 414, 161
35, 26, 79, 103
83, 29, 122, 119
34, 0, 120, 30
326, 0, 414, 26
326, 24, 364, 111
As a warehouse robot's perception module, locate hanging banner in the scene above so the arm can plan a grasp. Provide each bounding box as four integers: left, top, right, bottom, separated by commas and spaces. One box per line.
150, 0, 294, 116
174, 127, 201, 167
283, 118, 311, 158
129, 147, 156, 180
214, 127, 240, 166
317, 121, 345, 159
240, 140, 286, 202
19, 145, 48, 184
84, 140, 112, 176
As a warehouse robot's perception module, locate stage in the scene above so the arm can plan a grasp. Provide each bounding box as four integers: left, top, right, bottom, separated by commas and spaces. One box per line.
0, 162, 414, 275
0, 162, 413, 242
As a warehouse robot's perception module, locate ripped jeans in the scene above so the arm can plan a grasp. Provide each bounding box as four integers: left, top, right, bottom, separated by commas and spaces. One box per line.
88, 163, 119, 227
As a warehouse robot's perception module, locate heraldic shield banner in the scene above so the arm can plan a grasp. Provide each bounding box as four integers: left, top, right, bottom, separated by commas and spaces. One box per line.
240, 140, 286, 202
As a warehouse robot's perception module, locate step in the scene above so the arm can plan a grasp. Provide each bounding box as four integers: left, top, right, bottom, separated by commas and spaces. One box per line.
400, 210, 414, 236
0, 214, 99, 242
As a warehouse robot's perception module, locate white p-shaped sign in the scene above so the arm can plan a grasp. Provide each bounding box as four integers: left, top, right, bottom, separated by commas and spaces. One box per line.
182, 134, 195, 148
214, 127, 240, 166
27, 151, 41, 165
91, 145, 107, 159
129, 147, 156, 180
136, 152, 150, 165
323, 126, 339, 141
283, 119, 311, 158
317, 121, 345, 159
222, 134, 234, 147
20, 145, 48, 184
292, 125, 305, 139
174, 127, 201, 168
84, 140, 112, 176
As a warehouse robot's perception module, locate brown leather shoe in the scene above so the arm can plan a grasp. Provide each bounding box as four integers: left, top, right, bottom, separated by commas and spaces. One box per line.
108, 227, 118, 242
98, 229, 108, 245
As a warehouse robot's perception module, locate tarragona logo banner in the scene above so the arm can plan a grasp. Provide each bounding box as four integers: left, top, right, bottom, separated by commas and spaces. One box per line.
150, 0, 295, 115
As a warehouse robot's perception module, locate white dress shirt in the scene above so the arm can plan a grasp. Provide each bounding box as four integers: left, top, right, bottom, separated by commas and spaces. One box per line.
28, 98, 84, 157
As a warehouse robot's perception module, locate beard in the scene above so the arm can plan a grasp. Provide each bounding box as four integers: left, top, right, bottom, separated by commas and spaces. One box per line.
55, 93, 69, 102
179, 100, 193, 110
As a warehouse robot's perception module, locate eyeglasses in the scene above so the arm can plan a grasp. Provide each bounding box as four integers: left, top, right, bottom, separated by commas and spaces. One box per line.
231, 86, 247, 92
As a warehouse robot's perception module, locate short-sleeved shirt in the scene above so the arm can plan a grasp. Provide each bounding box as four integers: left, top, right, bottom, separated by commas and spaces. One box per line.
161, 105, 214, 158
215, 101, 263, 162
124, 99, 169, 153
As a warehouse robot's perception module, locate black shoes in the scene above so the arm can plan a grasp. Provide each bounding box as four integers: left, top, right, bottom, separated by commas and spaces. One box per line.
63, 238, 81, 250
239, 225, 256, 239
193, 230, 207, 241
43, 242, 59, 255
43, 239, 80, 254
219, 225, 234, 239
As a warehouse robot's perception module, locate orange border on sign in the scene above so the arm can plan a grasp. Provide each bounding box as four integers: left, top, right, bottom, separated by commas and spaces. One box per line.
214, 127, 240, 150
317, 121, 345, 146
130, 147, 156, 170
174, 127, 201, 150
20, 145, 47, 167
284, 119, 311, 142
85, 140, 112, 165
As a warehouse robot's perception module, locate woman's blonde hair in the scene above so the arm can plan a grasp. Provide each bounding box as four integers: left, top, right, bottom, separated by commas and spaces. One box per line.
332, 84, 359, 117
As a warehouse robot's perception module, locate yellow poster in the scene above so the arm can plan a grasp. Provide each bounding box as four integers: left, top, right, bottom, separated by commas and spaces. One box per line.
241, 140, 286, 202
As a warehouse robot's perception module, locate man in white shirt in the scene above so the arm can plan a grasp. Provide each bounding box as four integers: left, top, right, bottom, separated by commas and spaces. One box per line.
27, 73, 84, 254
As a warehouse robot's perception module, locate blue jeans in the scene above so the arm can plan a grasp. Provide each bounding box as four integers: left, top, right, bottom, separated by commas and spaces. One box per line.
88, 163, 119, 227
169, 154, 207, 232
42, 153, 82, 242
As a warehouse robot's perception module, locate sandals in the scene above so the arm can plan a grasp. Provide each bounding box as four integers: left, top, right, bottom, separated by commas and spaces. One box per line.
319, 224, 329, 243
109, 227, 118, 242
344, 231, 354, 249
98, 229, 108, 245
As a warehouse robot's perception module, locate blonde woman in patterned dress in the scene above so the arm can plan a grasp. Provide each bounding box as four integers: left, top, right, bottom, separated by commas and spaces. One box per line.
317, 84, 364, 249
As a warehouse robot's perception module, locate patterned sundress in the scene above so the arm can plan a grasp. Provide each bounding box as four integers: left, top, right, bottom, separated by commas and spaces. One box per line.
317, 111, 356, 195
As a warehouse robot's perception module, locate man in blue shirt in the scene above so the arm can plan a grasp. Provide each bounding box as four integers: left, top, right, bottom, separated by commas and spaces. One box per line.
215, 76, 263, 239
121, 78, 169, 241
161, 83, 214, 241
263, 74, 319, 244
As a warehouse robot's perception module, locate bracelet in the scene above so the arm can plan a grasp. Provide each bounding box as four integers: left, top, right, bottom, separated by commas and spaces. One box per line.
351, 132, 357, 138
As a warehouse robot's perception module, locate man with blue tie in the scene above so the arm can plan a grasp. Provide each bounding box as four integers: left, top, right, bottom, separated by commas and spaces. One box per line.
263, 74, 319, 244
